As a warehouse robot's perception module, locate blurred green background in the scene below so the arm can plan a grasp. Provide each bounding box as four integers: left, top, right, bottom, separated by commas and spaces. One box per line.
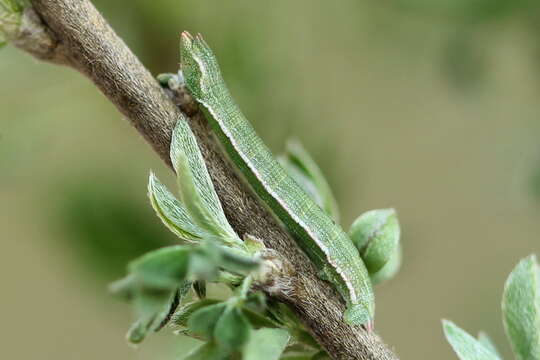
1, 0, 540, 359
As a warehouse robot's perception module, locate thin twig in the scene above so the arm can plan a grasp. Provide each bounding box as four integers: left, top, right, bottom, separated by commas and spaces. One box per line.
13, 1, 400, 358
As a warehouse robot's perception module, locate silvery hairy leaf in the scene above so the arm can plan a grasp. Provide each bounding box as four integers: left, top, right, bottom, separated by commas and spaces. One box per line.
502, 255, 540, 360
443, 320, 500, 360
170, 117, 243, 248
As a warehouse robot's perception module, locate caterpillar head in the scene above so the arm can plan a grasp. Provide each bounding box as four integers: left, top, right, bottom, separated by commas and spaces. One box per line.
180, 31, 221, 102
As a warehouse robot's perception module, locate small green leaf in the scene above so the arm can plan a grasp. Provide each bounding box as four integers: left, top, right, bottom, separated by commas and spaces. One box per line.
370, 244, 402, 285
280, 139, 340, 221
349, 208, 400, 274
502, 255, 540, 360
442, 320, 499, 360
170, 118, 242, 247
243, 328, 289, 360
182, 342, 230, 360
477, 332, 501, 358
126, 318, 147, 344
110, 275, 190, 339
148, 172, 205, 242
128, 245, 190, 288
188, 302, 227, 339
171, 299, 221, 328
126, 285, 183, 344
214, 305, 251, 350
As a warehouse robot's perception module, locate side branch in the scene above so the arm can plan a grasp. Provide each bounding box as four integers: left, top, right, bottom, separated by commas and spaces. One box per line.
15, 1, 399, 358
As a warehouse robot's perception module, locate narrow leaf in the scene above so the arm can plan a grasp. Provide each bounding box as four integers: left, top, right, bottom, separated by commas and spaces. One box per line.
148, 172, 204, 242
214, 306, 251, 350
170, 118, 242, 246
243, 328, 290, 360
477, 332, 501, 359
502, 255, 540, 360
443, 320, 500, 360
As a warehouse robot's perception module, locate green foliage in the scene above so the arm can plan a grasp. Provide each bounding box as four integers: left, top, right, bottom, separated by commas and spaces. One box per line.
148, 172, 205, 243
184, 342, 229, 360
443, 320, 500, 360
214, 305, 251, 350
279, 139, 403, 286
126, 285, 183, 344
112, 117, 329, 358
369, 244, 402, 285
243, 329, 290, 360
171, 117, 242, 247
444, 254, 540, 360
172, 299, 221, 328
128, 245, 191, 288
478, 332, 501, 358
349, 209, 401, 276
171, 286, 313, 359
502, 255, 540, 360
110, 277, 190, 344
188, 302, 227, 339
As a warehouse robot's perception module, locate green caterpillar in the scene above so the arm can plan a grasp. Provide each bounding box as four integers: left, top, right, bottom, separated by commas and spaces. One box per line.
179, 32, 374, 328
